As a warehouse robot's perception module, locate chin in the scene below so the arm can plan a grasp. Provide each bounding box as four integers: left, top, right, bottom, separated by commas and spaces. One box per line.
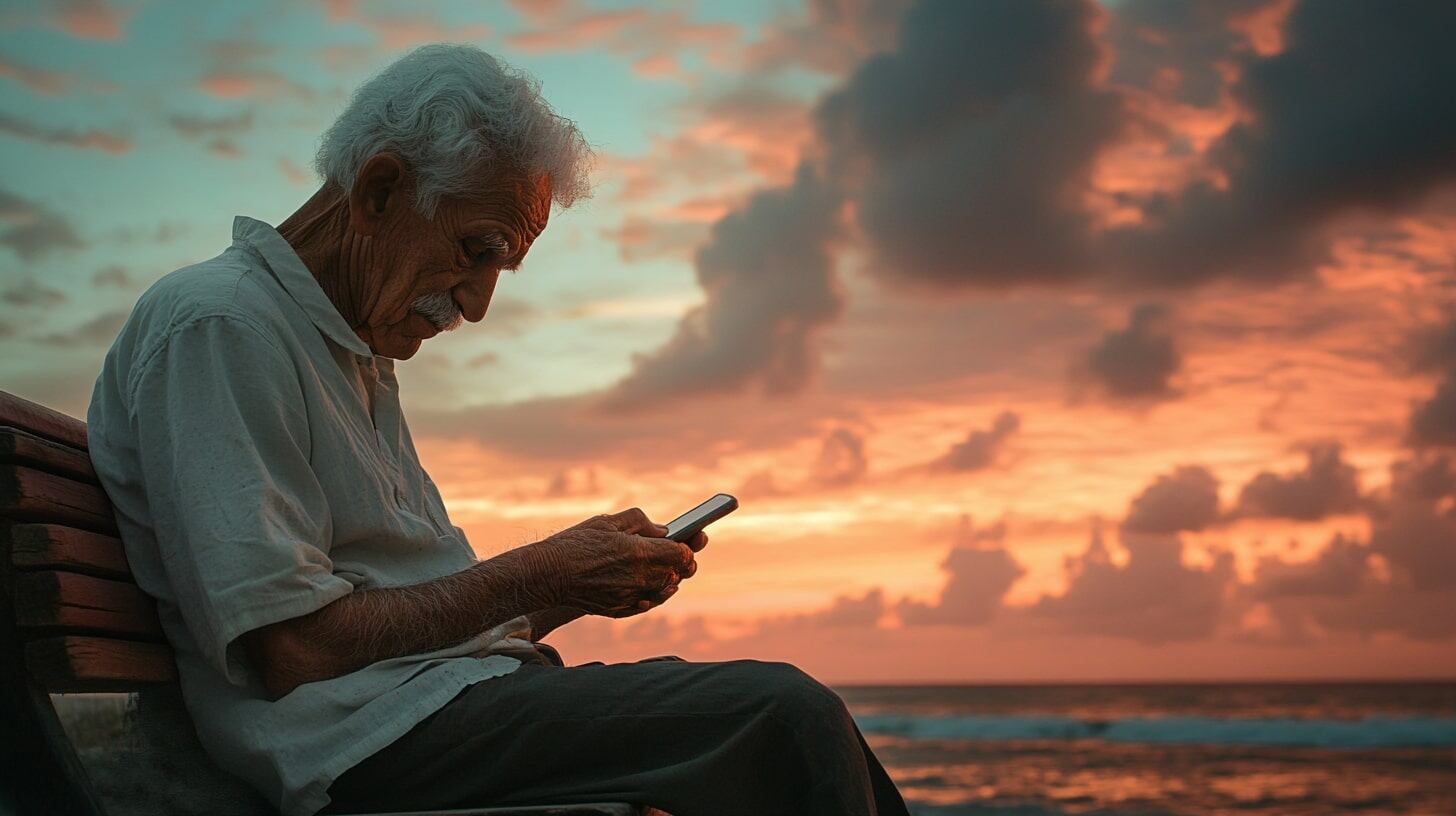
377, 338, 423, 360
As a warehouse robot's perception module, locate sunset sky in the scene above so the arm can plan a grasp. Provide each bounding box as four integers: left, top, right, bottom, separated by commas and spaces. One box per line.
2, 0, 1455, 683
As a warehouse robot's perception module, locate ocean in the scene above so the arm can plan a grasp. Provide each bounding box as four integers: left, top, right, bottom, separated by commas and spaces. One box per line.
836, 683, 1456, 815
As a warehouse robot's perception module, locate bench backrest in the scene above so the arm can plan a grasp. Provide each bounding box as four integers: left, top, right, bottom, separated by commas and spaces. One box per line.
1, 390, 176, 692
1, 389, 177, 816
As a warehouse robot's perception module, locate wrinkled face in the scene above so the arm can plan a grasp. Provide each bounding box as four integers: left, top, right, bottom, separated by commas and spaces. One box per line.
350, 167, 552, 359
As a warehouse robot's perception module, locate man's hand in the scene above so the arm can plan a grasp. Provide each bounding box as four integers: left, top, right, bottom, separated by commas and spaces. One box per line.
533, 507, 706, 618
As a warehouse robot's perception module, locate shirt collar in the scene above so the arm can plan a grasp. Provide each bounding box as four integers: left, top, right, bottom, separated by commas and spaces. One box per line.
232, 215, 373, 357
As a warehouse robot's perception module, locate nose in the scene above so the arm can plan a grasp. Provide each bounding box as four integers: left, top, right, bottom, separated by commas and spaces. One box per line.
454, 271, 499, 324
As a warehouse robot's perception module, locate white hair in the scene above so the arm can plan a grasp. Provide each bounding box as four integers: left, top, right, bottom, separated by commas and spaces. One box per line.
315, 44, 593, 217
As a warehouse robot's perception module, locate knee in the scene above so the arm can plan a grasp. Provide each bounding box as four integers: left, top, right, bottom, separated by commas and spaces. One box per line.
734, 661, 850, 725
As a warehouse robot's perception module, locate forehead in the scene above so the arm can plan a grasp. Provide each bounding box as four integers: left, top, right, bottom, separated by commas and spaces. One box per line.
452, 171, 552, 229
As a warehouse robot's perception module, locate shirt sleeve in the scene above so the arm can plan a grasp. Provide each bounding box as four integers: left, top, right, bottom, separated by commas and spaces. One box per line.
128, 313, 354, 685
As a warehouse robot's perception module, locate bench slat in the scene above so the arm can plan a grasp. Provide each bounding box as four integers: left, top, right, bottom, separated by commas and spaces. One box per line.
8, 523, 133, 581
14, 570, 164, 642
0, 391, 88, 450
0, 426, 97, 483
26, 636, 176, 693
0, 465, 117, 534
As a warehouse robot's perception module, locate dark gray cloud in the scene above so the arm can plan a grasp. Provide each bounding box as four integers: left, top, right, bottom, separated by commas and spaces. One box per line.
1407, 317, 1456, 448
817, 0, 1124, 288
2, 278, 67, 308
1106, 0, 1273, 107
899, 520, 1024, 626
1234, 442, 1362, 521
1250, 534, 1368, 600
1031, 528, 1235, 643
936, 411, 1020, 471
1248, 454, 1456, 641
92, 264, 131, 288
1122, 465, 1220, 534
37, 309, 129, 348
167, 109, 254, 139
768, 589, 887, 630
601, 165, 842, 407
0, 188, 85, 260
0, 110, 130, 153
1077, 303, 1181, 401
1110, 1, 1456, 285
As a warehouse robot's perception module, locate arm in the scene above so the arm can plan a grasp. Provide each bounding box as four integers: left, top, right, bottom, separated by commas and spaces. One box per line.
525, 606, 587, 641
246, 509, 698, 699
245, 545, 556, 699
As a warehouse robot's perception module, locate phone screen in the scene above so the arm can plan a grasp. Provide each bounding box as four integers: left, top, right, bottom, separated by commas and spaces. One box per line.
664, 493, 738, 543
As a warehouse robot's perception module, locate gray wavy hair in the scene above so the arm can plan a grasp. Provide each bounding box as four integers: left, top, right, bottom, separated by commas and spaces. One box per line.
315, 44, 593, 217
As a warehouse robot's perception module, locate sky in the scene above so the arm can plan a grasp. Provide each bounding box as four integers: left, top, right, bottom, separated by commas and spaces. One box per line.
2, 0, 1455, 683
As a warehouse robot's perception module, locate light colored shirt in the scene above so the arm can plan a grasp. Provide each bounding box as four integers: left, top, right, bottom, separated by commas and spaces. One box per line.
87, 216, 528, 816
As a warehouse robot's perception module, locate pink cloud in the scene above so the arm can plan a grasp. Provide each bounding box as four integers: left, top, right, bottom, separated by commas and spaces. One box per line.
54, 0, 130, 40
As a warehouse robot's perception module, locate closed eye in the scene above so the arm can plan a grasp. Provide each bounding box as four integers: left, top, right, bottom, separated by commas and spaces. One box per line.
461, 233, 512, 266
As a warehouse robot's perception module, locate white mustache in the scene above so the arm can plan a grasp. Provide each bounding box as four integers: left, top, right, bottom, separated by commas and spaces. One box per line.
410, 292, 464, 332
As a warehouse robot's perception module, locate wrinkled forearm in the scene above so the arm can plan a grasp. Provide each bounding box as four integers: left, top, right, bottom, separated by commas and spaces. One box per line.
525, 606, 586, 640
247, 544, 561, 698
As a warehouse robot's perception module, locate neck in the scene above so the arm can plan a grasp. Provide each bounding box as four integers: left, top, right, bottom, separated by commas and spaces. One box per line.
276, 185, 365, 330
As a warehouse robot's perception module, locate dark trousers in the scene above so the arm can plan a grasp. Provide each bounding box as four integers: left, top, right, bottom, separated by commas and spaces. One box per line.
322, 658, 910, 816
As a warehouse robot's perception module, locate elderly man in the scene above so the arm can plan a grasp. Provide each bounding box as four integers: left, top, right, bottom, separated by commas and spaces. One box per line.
87, 45, 908, 816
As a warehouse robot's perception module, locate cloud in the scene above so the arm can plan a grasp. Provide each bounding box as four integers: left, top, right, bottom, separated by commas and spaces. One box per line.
934, 411, 1020, 471
815, 0, 1127, 288
91, 265, 131, 288
0, 55, 69, 94
50, 0, 130, 41
1031, 527, 1235, 643
1234, 442, 1362, 521
2, 279, 67, 308
765, 589, 886, 630
506, 1, 737, 80
1249, 533, 1368, 600
168, 110, 254, 139
0, 110, 130, 153
37, 309, 130, 348
598, 217, 708, 263
744, 0, 909, 76
1245, 454, 1456, 642
278, 158, 314, 186
1075, 303, 1182, 402
1106, 0, 1277, 107
899, 518, 1025, 626
322, 1, 490, 50
1122, 465, 1221, 534
600, 165, 843, 408
197, 38, 314, 101
808, 427, 868, 488
1109, 1, 1456, 284
1407, 317, 1456, 448
0, 189, 85, 260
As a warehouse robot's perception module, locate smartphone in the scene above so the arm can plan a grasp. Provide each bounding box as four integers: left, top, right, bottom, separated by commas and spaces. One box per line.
664, 493, 738, 543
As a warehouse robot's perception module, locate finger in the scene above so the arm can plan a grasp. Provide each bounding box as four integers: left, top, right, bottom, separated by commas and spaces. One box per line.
688, 531, 708, 552
608, 507, 660, 535
644, 539, 695, 569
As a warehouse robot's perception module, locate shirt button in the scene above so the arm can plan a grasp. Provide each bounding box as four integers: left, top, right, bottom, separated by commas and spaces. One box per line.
394, 486, 405, 507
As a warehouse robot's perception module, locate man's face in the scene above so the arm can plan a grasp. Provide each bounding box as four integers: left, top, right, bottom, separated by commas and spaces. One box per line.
352, 170, 552, 359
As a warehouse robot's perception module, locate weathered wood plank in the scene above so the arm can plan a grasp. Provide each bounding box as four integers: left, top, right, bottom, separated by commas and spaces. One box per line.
0, 466, 116, 534
0, 426, 96, 483
0, 391, 88, 450
8, 523, 132, 581
14, 571, 163, 642
26, 636, 176, 693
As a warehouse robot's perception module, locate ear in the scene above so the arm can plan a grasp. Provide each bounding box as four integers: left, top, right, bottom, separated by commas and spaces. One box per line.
348, 153, 407, 236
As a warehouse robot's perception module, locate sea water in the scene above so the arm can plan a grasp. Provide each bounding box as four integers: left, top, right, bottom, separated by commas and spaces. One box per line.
836, 682, 1456, 815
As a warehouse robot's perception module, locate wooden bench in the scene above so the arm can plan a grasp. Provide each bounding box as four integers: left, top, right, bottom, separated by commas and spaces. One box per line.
0, 389, 644, 816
